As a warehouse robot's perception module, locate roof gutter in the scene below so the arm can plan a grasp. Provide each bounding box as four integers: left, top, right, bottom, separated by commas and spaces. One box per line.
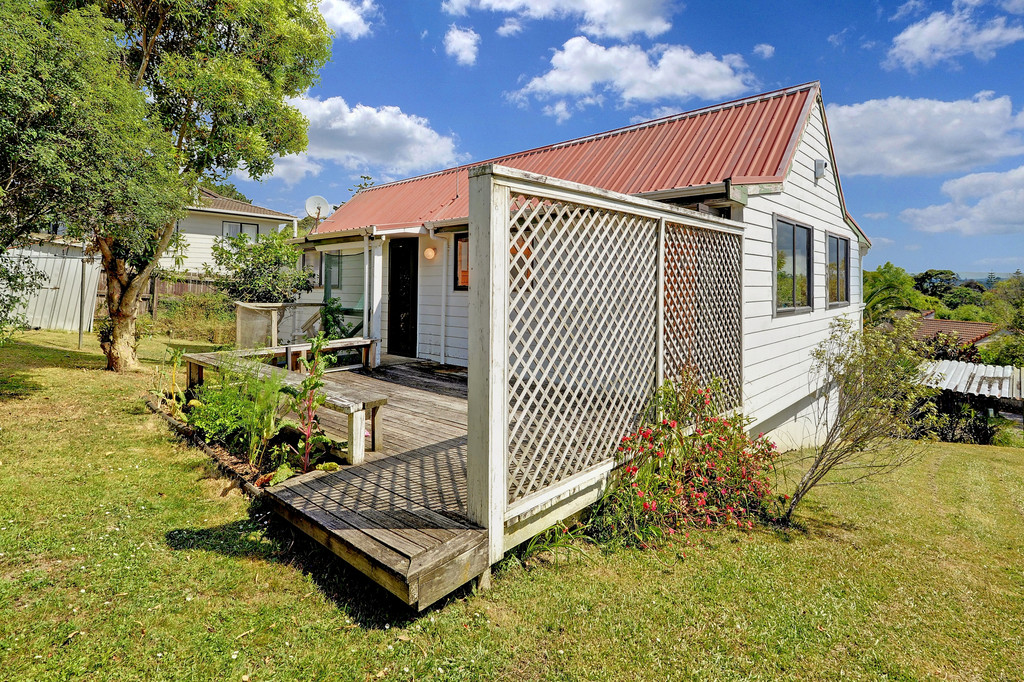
188, 205, 297, 222
289, 223, 430, 247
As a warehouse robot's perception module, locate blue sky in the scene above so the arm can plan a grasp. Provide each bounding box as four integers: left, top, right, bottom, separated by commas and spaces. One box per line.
233, 0, 1024, 277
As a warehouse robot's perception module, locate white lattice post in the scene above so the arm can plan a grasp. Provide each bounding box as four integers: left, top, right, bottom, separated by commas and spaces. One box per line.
656, 217, 666, 388
467, 164, 509, 566
368, 237, 383, 367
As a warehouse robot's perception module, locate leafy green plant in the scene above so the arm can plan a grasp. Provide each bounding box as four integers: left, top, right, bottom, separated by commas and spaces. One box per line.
778, 316, 939, 522
186, 360, 287, 467
240, 364, 286, 468
321, 297, 356, 339
590, 375, 778, 548
208, 230, 314, 303
186, 375, 250, 450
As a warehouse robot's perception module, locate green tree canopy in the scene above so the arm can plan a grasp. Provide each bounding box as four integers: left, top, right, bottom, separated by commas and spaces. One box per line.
0, 2, 184, 249
45, 0, 331, 370
913, 269, 959, 299
198, 179, 252, 204
209, 231, 313, 303
942, 286, 984, 310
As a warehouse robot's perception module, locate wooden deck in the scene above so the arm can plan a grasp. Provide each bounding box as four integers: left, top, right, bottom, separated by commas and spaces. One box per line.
262, 367, 487, 611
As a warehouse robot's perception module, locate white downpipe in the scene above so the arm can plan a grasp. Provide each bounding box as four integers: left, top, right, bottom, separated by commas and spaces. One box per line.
362, 234, 369, 336
440, 234, 449, 364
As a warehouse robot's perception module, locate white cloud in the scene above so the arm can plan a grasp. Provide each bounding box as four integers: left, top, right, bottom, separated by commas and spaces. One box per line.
901, 165, 1024, 234
318, 0, 378, 39
497, 17, 523, 36
884, 7, 1024, 70
1003, 0, 1024, 13
513, 36, 756, 120
873, 236, 896, 246
267, 155, 325, 185
826, 91, 1024, 176
444, 25, 481, 65
442, 0, 673, 39
828, 29, 849, 47
264, 96, 462, 185
863, 212, 890, 220
753, 43, 775, 58
543, 101, 572, 123
890, 0, 926, 21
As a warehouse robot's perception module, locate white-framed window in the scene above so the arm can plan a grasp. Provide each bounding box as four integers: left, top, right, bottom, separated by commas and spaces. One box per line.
775, 216, 813, 313
828, 234, 850, 305
454, 233, 469, 290
302, 249, 323, 287
222, 221, 259, 240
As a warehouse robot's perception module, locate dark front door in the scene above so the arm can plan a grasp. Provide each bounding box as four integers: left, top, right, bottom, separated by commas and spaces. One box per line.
388, 238, 418, 357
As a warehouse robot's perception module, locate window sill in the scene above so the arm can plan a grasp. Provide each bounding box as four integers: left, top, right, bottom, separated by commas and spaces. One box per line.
775, 306, 812, 317
827, 301, 850, 309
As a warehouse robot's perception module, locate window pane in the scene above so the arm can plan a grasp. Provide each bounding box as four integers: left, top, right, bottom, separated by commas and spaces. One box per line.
776, 222, 794, 309
223, 222, 240, 237
242, 223, 258, 240
838, 239, 848, 302
828, 236, 839, 303
794, 225, 809, 307
455, 235, 469, 289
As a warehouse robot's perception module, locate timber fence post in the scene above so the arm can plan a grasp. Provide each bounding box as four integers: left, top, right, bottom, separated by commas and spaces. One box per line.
467, 164, 509, 566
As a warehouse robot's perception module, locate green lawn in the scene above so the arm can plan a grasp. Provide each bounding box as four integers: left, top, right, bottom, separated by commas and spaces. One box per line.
1, 330, 1022, 681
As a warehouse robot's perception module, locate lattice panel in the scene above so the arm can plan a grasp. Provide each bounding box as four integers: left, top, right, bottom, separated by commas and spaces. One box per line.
663, 223, 743, 409
505, 195, 659, 504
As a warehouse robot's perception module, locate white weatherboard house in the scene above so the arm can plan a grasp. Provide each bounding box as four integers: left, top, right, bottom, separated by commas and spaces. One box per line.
160, 188, 298, 273
296, 82, 869, 459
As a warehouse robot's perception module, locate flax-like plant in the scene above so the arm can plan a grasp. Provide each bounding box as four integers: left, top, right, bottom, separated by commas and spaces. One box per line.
778, 316, 938, 522
240, 363, 286, 468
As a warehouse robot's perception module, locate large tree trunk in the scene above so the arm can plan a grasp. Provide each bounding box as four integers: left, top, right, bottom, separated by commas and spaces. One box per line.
95, 221, 175, 372
102, 298, 141, 372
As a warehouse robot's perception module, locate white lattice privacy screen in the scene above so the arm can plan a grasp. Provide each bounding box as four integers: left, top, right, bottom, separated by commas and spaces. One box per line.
663, 223, 744, 410
505, 196, 660, 503
467, 166, 744, 558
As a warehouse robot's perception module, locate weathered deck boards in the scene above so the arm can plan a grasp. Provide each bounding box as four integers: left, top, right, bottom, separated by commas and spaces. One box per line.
264, 370, 486, 610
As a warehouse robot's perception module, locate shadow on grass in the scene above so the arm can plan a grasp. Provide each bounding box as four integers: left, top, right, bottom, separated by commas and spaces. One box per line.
0, 370, 44, 402
763, 502, 860, 544
0, 337, 106, 402
3, 337, 107, 372
163, 496, 478, 629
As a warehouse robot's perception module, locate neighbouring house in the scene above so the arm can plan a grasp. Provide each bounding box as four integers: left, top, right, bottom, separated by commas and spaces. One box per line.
913, 318, 1005, 346
295, 81, 869, 452
160, 188, 298, 274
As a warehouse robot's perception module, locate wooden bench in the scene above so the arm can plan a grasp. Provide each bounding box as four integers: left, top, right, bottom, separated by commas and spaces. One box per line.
230, 337, 379, 372
183, 350, 388, 465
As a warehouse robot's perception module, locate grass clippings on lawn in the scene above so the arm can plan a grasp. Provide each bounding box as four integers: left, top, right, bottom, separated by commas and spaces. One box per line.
1, 330, 1022, 681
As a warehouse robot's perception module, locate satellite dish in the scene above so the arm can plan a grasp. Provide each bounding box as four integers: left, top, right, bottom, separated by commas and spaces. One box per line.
304, 195, 331, 220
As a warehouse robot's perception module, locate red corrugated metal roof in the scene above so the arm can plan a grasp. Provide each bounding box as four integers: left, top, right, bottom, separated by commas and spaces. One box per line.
316, 83, 822, 235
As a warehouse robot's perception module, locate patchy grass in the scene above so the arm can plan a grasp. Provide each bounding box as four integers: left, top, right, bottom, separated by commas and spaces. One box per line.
1, 330, 1023, 680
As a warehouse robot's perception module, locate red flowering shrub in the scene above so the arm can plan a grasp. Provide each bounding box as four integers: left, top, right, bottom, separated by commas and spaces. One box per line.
591, 377, 778, 547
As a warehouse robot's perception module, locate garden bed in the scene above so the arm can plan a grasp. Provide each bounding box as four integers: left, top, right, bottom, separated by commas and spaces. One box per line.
144, 396, 263, 497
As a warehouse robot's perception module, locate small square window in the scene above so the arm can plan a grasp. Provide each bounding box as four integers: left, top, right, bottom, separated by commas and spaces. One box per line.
454, 234, 469, 290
